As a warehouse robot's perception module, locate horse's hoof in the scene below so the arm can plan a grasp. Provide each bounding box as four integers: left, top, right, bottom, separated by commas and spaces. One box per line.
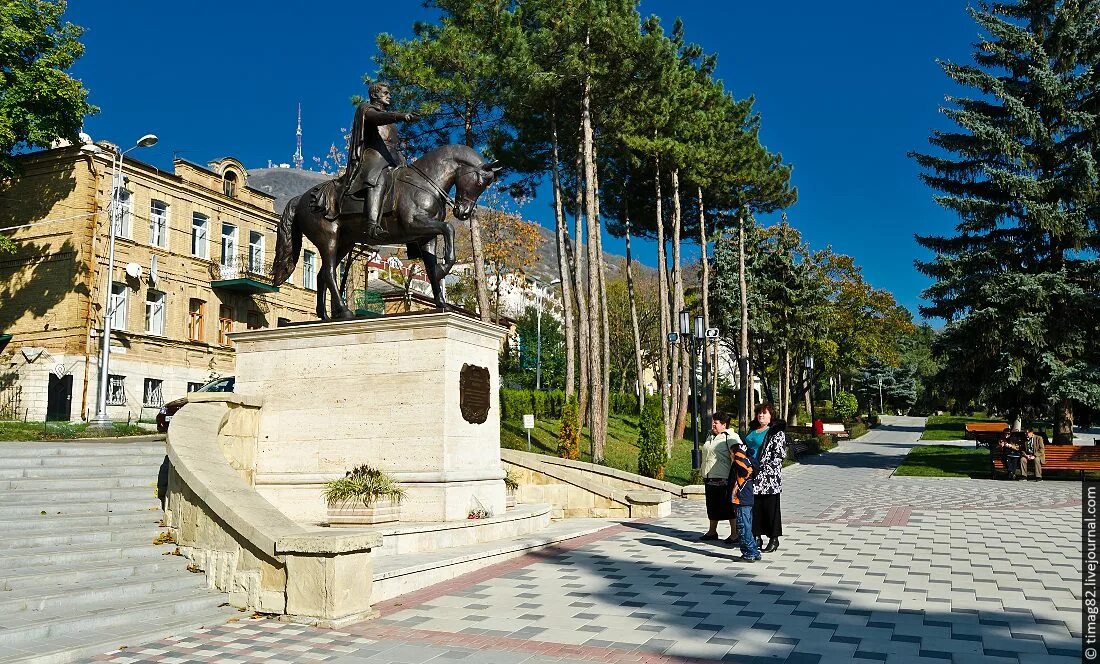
332, 310, 355, 321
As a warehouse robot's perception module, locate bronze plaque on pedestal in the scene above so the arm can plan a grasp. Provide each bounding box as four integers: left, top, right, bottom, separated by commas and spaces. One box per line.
459, 363, 491, 424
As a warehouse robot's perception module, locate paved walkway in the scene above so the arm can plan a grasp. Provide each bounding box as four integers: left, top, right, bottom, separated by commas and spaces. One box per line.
90, 417, 1081, 663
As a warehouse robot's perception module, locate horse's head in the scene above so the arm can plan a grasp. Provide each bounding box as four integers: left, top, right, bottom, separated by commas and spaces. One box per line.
453, 160, 503, 220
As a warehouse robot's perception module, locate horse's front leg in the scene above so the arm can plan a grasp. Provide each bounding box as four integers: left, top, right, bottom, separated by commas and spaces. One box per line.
417, 242, 448, 311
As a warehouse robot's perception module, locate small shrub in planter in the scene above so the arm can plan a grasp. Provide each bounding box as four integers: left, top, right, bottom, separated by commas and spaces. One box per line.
323, 464, 406, 527
504, 469, 520, 509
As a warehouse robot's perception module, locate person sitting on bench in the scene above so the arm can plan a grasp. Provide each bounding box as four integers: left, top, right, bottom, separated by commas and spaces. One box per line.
999, 428, 1023, 480
1020, 427, 1044, 481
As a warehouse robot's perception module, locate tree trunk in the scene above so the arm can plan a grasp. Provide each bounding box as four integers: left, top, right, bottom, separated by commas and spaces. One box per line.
1055, 400, 1074, 445
592, 140, 611, 462
738, 214, 752, 434
624, 208, 645, 415
550, 112, 576, 400
654, 157, 674, 454
462, 108, 491, 323
696, 187, 714, 416
671, 168, 689, 441
581, 67, 606, 463
573, 147, 590, 427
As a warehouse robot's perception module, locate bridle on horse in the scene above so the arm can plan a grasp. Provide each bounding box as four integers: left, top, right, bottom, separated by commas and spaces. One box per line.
403, 162, 485, 216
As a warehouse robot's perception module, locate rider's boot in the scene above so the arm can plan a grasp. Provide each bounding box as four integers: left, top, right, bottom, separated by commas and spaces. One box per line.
364, 185, 385, 240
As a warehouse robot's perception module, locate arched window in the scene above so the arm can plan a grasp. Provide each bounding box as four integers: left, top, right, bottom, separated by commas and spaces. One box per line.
223, 171, 239, 198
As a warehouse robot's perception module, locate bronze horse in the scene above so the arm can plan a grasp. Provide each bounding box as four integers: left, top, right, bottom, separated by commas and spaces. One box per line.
272, 144, 500, 320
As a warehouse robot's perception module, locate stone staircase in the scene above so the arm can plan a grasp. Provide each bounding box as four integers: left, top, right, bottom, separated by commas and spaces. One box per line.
0, 440, 235, 664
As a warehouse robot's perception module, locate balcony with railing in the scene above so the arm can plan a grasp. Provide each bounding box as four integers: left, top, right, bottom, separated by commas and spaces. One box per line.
209, 251, 280, 294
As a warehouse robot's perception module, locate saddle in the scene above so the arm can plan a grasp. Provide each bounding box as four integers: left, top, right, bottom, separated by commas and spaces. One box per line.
313, 171, 399, 222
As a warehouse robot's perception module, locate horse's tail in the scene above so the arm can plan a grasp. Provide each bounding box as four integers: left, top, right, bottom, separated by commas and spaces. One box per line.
271, 195, 302, 287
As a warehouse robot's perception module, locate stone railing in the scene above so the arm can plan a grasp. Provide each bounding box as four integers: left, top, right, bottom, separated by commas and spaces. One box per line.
165, 393, 382, 627
500, 448, 671, 518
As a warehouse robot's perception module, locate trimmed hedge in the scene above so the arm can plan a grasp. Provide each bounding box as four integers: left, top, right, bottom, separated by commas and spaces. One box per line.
850, 422, 870, 440
501, 389, 660, 421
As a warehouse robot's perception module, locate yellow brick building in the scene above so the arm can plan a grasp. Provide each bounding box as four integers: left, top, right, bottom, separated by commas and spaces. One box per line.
0, 141, 353, 422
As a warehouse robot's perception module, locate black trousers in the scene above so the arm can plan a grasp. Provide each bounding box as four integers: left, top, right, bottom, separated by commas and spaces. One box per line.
704, 481, 733, 521
752, 493, 782, 538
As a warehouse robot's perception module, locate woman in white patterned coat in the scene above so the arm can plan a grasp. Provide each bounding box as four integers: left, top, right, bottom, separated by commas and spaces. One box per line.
748, 404, 786, 553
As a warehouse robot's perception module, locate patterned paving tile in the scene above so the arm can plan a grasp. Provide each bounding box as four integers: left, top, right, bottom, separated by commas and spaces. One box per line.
93, 417, 1083, 663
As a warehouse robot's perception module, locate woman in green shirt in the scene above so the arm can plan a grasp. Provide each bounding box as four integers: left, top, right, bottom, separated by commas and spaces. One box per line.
698, 411, 743, 543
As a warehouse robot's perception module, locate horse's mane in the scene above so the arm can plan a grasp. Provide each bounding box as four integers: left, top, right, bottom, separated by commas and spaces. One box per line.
417, 143, 484, 168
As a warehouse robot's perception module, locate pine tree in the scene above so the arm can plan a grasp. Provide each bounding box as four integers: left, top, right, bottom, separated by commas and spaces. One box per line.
911, 0, 1100, 439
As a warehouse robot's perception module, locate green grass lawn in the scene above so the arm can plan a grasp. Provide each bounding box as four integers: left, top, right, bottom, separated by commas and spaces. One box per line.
894, 445, 991, 477
0, 421, 149, 442
501, 413, 698, 486
921, 414, 1005, 441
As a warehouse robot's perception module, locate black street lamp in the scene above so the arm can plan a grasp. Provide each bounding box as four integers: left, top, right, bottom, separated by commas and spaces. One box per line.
670, 310, 707, 472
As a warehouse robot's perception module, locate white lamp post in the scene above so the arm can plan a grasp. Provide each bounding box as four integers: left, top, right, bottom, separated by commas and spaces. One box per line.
89, 134, 158, 427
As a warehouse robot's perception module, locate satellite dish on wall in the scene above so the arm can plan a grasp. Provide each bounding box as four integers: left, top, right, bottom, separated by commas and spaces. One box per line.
124, 263, 142, 279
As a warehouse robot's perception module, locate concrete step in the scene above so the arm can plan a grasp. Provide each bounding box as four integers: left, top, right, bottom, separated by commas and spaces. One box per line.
0, 590, 229, 648
0, 454, 165, 469
0, 446, 165, 460
0, 558, 190, 592
0, 476, 158, 491
0, 539, 166, 570
0, 606, 233, 664
0, 465, 161, 479
0, 525, 164, 551
0, 499, 158, 518
0, 486, 157, 505
0, 570, 207, 614
0, 511, 162, 534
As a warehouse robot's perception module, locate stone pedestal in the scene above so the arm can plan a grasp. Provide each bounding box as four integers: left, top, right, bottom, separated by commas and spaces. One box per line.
230, 313, 508, 524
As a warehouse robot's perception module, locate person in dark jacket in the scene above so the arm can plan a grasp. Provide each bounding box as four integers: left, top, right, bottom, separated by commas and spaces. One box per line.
728, 437, 761, 562
750, 403, 787, 553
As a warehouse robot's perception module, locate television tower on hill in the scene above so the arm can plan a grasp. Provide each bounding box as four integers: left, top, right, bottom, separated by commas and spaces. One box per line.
293, 103, 304, 170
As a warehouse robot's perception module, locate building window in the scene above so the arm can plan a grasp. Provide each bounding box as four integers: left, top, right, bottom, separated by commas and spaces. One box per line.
248, 231, 265, 272
109, 282, 128, 331
223, 171, 238, 198
187, 381, 205, 393
303, 250, 317, 290
188, 299, 205, 342
221, 223, 238, 267
246, 310, 263, 330
144, 290, 166, 336
192, 213, 209, 258
114, 189, 133, 239
218, 305, 234, 345
107, 374, 126, 406
149, 200, 169, 248
143, 378, 163, 407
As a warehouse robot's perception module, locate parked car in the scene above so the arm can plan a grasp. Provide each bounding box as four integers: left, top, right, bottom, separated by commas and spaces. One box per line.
156, 376, 235, 432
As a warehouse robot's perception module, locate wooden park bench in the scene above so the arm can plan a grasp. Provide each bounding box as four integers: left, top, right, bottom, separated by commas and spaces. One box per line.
990, 442, 1100, 479
965, 421, 1010, 449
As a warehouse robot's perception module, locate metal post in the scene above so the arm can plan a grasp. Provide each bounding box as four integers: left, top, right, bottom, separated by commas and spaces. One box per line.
89, 152, 124, 427
89, 135, 157, 427
878, 377, 884, 416
689, 339, 701, 472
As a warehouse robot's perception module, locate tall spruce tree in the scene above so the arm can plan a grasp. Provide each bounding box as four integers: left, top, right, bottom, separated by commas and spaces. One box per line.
911, 0, 1100, 439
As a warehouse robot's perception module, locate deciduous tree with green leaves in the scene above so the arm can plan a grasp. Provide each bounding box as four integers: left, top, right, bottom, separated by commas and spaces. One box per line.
910, 0, 1100, 440
0, 0, 96, 178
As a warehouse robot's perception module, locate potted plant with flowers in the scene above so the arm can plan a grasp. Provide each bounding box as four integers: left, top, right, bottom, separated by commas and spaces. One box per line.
323, 464, 406, 527
504, 469, 520, 510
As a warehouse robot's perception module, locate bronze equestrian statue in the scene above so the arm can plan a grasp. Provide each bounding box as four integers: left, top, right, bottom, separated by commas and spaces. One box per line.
271, 83, 501, 321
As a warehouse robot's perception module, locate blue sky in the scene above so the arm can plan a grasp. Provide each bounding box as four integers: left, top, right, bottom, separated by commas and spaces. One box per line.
65, 1, 978, 321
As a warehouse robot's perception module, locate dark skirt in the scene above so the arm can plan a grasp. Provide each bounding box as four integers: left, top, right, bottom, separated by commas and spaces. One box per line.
753, 493, 782, 538
704, 481, 733, 521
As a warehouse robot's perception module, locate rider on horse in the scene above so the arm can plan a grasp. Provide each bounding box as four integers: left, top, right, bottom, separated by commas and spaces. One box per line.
329, 82, 418, 239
